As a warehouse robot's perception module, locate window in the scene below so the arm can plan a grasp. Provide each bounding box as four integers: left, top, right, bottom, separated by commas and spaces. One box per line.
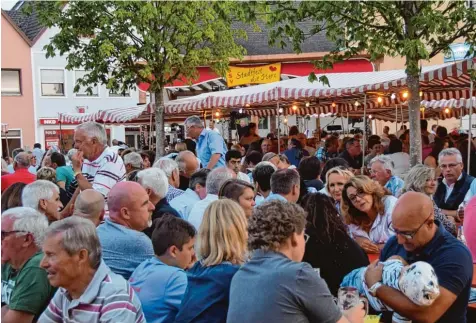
1, 69, 21, 95
40, 69, 65, 96
258, 117, 269, 129
74, 70, 98, 97
109, 88, 131, 97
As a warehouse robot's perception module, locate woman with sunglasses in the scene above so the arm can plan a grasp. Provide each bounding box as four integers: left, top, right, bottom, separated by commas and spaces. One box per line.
218, 179, 256, 218
400, 164, 456, 236
341, 175, 397, 253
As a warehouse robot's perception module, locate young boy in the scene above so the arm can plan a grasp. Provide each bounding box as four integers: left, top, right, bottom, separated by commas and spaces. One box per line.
129, 214, 196, 323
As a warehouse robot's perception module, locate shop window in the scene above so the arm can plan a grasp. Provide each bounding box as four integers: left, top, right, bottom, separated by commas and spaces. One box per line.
74, 70, 99, 97
109, 88, 130, 97
1, 69, 21, 95
258, 117, 269, 129
40, 69, 65, 96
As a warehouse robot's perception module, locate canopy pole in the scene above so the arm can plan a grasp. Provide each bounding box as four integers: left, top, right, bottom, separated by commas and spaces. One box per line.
277, 101, 281, 154
400, 104, 404, 125
468, 80, 474, 174
395, 105, 398, 132
461, 105, 464, 128
362, 94, 367, 173
346, 111, 349, 136
59, 121, 64, 153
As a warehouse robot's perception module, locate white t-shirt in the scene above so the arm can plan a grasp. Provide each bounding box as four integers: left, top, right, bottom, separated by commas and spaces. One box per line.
389, 152, 410, 178
237, 172, 251, 183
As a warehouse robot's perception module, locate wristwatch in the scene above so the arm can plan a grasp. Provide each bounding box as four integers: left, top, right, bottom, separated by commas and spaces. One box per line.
369, 282, 382, 297
74, 170, 82, 178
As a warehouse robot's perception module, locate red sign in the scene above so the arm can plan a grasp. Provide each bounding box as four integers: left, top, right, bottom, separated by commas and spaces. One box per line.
40, 119, 59, 125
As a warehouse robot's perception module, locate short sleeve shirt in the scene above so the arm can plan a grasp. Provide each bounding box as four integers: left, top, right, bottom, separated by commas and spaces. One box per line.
380, 221, 473, 323
227, 250, 342, 323
55, 166, 74, 190
196, 129, 227, 169
1, 252, 56, 319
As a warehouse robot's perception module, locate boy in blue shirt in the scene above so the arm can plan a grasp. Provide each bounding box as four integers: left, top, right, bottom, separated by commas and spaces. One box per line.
129, 214, 196, 323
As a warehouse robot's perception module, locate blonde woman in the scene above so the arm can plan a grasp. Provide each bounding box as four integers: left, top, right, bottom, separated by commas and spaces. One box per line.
36, 167, 70, 209
174, 199, 248, 323
325, 167, 355, 213
341, 175, 397, 253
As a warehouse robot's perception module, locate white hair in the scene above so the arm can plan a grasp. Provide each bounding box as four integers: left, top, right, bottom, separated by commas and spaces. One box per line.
369, 155, 394, 175
137, 167, 169, 199
153, 157, 179, 178
255, 161, 278, 171
67, 148, 77, 161
206, 167, 235, 194
45, 216, 102, 269
2, 207, 49, 248
124, 152, 143, 168
184, 115, 203, 128
22, 180, 59, 211
75, 121, 107, 145
438, 148, 463, 164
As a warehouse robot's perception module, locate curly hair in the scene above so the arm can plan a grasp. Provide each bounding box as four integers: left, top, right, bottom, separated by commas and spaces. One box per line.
248, 200, 306, 251
36, 167, 57, 183
341, 175, 391, 229
401, 164, 435, 195
300, 193, 348, 244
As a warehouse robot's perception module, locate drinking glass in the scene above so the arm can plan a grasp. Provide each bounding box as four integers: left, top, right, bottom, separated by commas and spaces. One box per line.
337, 287, 368, 315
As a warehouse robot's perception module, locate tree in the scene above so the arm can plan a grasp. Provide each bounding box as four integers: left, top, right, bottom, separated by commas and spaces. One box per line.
30, 1, 258, 157
266, 1, 476, 165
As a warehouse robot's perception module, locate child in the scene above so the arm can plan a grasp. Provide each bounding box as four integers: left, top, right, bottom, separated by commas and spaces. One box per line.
341, 256, 440, 323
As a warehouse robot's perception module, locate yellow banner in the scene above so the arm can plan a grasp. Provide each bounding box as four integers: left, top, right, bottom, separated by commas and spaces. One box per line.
226, 63, 281, 87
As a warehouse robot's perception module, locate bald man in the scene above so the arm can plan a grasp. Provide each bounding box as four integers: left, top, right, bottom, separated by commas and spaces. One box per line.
176, 150, 200, 190
96, 181, 155, 279
72, 189, 105, 226
364, 192, 472, 323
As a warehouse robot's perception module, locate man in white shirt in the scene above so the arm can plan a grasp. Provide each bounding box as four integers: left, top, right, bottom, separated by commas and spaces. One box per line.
187, 167, 235, 230
208, 120, 221, 134
225, 150, 250, 183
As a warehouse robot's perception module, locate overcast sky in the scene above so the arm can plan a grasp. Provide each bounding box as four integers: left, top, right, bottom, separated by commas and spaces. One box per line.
1, 1, 17, 10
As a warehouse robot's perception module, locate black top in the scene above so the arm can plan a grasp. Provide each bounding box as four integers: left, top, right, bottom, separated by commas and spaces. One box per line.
179, 175, 190, 191
304, 179, 324, 192
338, 150, 363, 170
142, 198, 181, 238
302, 227, 369, 296
433, 172, 474, 210
59, 187, 70, 211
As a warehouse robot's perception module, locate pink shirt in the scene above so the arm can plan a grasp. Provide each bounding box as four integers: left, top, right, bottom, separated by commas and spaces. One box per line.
463, 196, 476, 263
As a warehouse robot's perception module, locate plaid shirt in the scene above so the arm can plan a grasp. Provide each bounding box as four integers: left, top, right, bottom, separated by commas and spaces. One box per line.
315, 146, 337, 163
166, 184, 185, 203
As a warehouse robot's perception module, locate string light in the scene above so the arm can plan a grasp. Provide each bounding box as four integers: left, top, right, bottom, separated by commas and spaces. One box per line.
305, 102, 310, 107
402, 91, 409, 99
369, 115, 373, 119
284, 118, 288, 123
278, 108, 283, 113
354, 101, 360, 106
377, 97, 383, 103
215, 111, 220, 117
419, 91, 423, 97
245, 104, 250, 107
239, 108, 243, 113
292, 105, 298, 111
331, 102, 336, 108
444, 107, 450, 114
391, 93, 396, 100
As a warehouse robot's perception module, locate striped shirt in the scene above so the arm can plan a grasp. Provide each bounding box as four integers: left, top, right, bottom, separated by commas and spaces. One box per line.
166, 184, 184, 203
38, 261, 145, 323
82, 147, 126, 197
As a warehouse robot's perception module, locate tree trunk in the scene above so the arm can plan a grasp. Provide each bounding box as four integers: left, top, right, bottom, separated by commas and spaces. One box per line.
406, 72, 421, 166
154, 90, 165, 158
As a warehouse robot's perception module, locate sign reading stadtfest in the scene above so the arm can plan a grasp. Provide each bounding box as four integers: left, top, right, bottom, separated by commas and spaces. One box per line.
226, 63, 281, 87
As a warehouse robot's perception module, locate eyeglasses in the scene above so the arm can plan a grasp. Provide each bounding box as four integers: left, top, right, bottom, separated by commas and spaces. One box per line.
304, 233, 310, 243
1, 230, 28, 241
347, 189, 366, 203
393, 213, 433, 240
440, 163, 461, 169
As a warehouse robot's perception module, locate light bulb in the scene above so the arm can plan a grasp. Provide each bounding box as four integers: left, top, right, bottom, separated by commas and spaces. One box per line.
305, 102, 310, 107
245, 104, 250, 107
391, 93, 396, 100
239, 108, 243, 113
444, 108, 450, 114
377, 97, 383, 103
354, 101, 359, 106
284, 118, 288, 123
402, 91, 409, 99
278, 108, 283, 113
331, 102, 336, 108
419, 91, 423, 97
292, 105, 298, 111
215, 111, 220, 117
369, 115, 373, 119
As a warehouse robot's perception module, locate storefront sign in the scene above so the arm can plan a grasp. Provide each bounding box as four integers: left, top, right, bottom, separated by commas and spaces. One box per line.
226, 63, 281, 87
40, 119, 60, 125
444, 43, 473, 62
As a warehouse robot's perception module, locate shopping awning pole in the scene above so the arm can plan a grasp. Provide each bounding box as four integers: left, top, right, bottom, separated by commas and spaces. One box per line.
468, 80, 474, 174
277, 101, 281, 154
362, 94, 367, 173
395, 104, 398, 132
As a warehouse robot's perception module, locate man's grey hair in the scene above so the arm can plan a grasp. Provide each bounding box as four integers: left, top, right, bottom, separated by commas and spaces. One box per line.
14, 152, 31, 168
153, 158, 179, 178
45, 216, 102, 269
67, 148, 77, 161
2, 207, 49, 248
438, 148, 463, 164
271, 169, 300, 195
124, 152, 143, 169
184, 115, 204, 128
189, 168, 211, 190
22, 180, 59, 212
255, 161, 278, 171
176, 151, 196, 173
401, 164, 435, 195
206, 167, 235, 194
369, 155, 394, 175
137, 167, 169, 199
75, 121, 107, 145
262, 152, 278, 163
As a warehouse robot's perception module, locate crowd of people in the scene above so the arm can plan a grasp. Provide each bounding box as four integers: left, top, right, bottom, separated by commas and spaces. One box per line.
1, 116, 475, 323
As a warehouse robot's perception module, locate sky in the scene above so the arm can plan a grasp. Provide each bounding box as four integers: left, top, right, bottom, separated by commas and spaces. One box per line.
1, 1, 17, 10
